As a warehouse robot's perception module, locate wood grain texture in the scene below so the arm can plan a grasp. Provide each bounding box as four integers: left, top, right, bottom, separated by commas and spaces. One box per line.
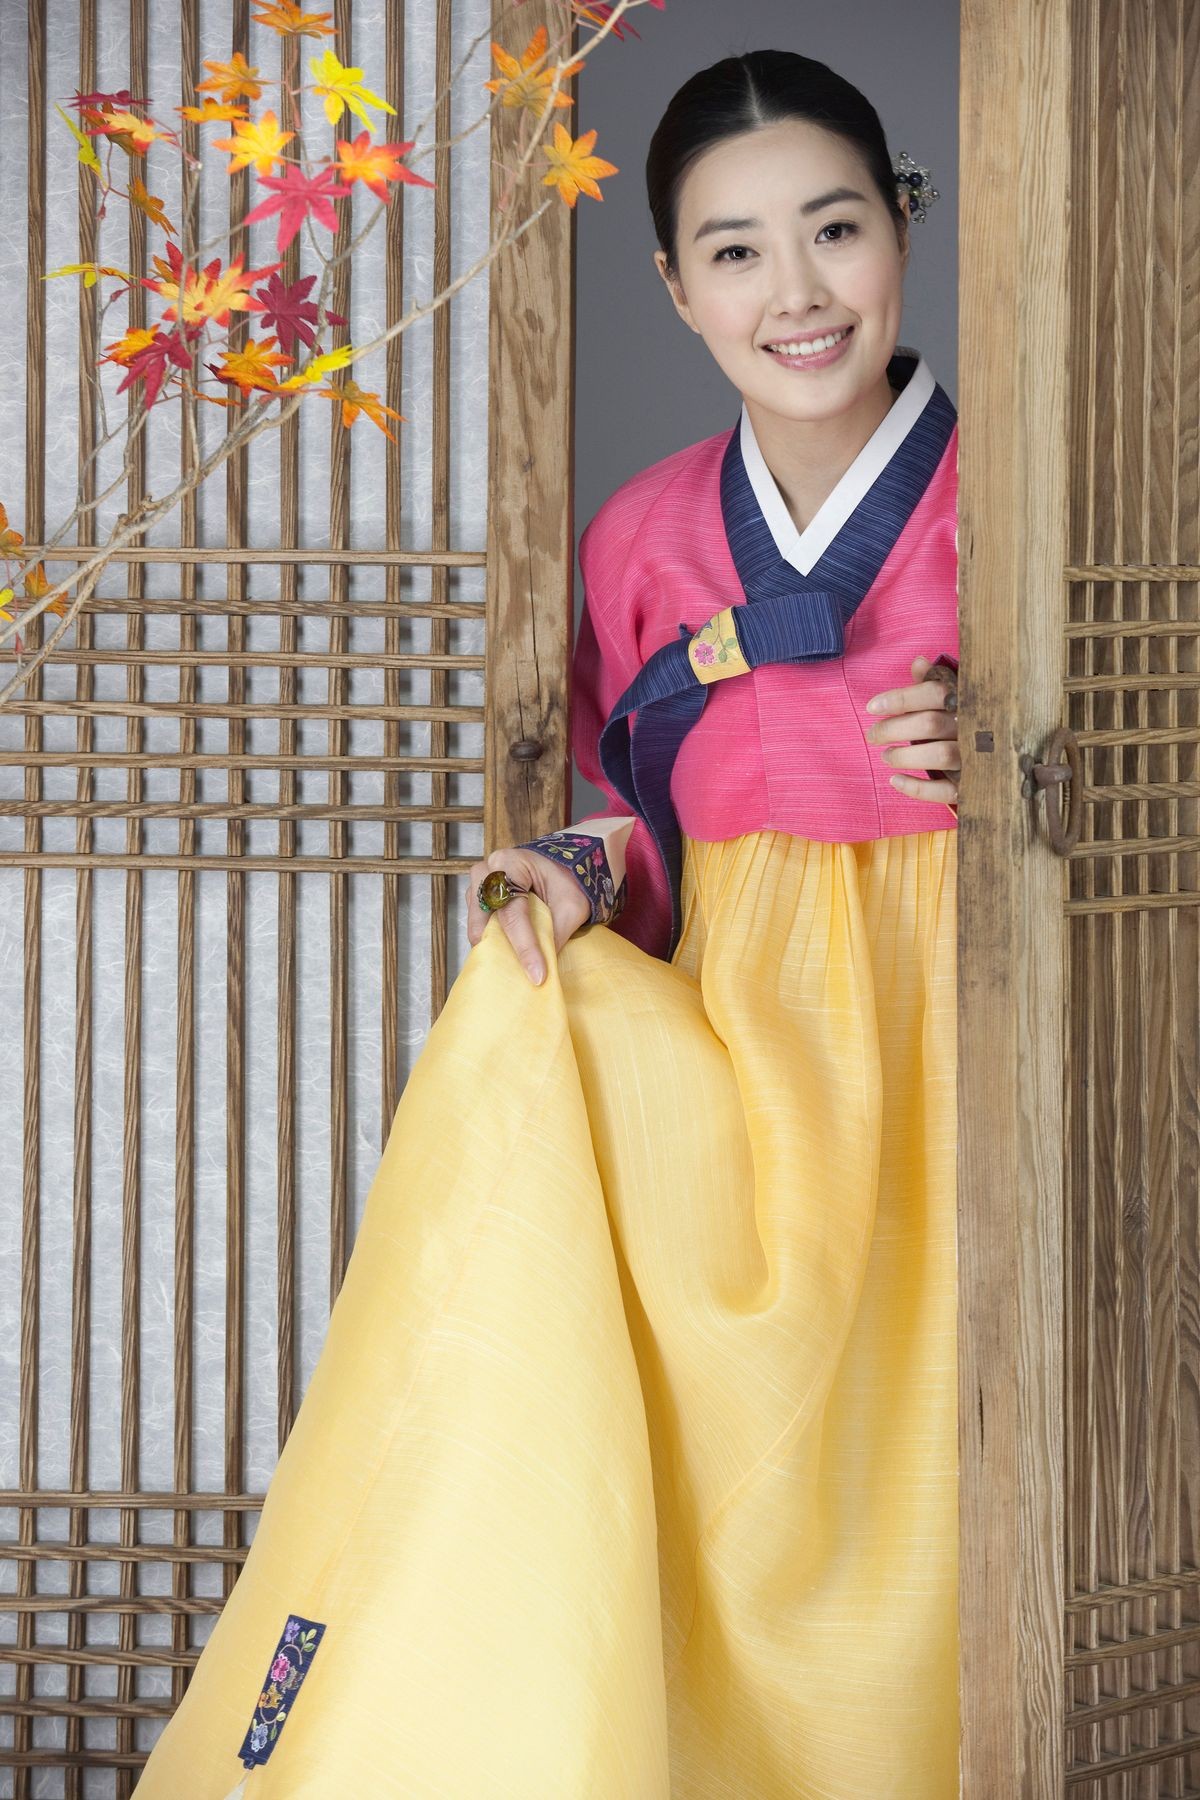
957, 0, 1071, 1791
484, 0, 574, 852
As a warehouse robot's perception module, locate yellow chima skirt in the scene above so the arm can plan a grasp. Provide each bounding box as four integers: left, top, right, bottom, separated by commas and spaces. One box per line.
135, 827, 959, 1800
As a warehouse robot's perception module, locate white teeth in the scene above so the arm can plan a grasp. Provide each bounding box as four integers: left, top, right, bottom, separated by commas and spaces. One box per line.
765, 328, 849, 358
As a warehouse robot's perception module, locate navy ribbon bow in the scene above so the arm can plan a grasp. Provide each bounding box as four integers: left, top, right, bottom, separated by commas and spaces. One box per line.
598, 356, 957, 962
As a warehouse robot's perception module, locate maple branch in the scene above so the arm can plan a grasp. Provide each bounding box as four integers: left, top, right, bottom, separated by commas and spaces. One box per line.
0, 0, 642, 692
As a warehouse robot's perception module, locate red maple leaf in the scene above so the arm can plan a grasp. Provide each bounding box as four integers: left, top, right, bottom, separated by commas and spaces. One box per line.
241, 163, 350, 252
252, 271, 346, 354
68, 87, 150, 110
113, 324, 197, 408
569, 0, 664, 38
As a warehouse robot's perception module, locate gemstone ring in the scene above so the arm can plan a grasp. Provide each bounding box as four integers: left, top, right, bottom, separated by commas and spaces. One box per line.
477, 869, 531, 913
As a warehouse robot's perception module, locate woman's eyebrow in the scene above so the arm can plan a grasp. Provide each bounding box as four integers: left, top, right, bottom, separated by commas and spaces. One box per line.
692, 188, 869, 243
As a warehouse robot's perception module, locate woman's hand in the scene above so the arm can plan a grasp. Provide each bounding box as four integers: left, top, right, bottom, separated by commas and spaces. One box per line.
466, 846, 592, 985
863, 654, 960, 806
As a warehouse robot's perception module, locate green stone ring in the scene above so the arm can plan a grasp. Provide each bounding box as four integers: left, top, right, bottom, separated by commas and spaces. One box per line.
477, 868, 531, 912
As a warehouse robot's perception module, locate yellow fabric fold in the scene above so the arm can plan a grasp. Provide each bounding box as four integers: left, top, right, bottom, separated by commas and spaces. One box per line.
135, 827, 958, 1800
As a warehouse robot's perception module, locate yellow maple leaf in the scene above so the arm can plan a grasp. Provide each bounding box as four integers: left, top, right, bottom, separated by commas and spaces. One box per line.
316, 378, 404, 440
195, 52, 269, 105
252, 1, 336, 37
89, 109, 166, 153
55, 103, 103, 173
541, 122, 617, 208
177, 98, 250, 124
308, 49, 396, 128
212, 109, 295, 177
277, 342, 355, 387
209, 335, 293, 393
484, 26, 583, 117
0, 587, 15, 623
44, 261, 133, 288
129, 176, 176, 235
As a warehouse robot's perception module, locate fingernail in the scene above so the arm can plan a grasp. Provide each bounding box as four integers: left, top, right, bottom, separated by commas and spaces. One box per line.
526, 961, 545, 985
865, 697, 884, 713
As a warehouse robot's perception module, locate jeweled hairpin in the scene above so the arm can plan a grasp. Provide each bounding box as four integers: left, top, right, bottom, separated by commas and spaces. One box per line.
892, 149, 940, 224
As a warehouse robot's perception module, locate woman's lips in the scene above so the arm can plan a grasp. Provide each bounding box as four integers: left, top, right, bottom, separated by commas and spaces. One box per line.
762, 325, 855, 370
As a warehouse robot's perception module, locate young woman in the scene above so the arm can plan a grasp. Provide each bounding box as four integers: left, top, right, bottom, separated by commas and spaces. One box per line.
135, 50, 961, 1800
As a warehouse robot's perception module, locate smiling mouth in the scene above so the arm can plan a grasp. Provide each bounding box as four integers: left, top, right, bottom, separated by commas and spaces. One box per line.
762, 325, 854, 358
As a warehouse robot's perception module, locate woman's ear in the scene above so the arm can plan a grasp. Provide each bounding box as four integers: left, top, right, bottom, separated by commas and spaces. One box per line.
653, 249, 699, 334
895, 191, 912, 269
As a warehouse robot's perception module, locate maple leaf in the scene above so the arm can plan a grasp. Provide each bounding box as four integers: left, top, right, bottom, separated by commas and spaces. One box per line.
252, 1, 336, 37
278, 342, 356, 386
541, 122, 617, 207
308, 50, 396, 128
212, 109, 295, 176
242, 163, 350, 252
195, 52, 269, 104
22, 563, 67, 617
113, 325, 196, 408
68, 88, 150, 110
484, 26, 584, 117
128, 176, 176, 235
570, 0, 665, 40
333, 131, 434, 201
316, 378, 403, 441
253, 270, 346, 354
83, 108, 170, 154
144, 242, 279, 327
0, 587, 15, 624
45, 261, 133, 290
177, 98, 250, 124
100, 325, 160, 367
207, 335, 292, 394
55, 104, 103, 173
0, 504, 24, 553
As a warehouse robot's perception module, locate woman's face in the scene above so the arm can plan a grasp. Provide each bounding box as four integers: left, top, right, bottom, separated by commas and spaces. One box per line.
655, 118, 910, 425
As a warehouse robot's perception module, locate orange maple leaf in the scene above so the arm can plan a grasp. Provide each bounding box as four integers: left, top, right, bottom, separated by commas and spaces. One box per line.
100, 325, 160, 366
484, 26, 583, 117
146, 244, 279, 328
0, 503, 24, 553
317, 378, 404, 441
177, 98, 250, 124
333, 131, 434, 200
195, 52, 269, 105
541, 122, 617, 208
22, 562, 67, 616
128, 177, 176, 235
252, 1, 336, 37
212, 109, 295, 176
208, 335, 293, 394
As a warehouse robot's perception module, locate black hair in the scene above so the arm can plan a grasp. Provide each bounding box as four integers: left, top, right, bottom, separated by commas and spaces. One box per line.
645, 49, 906, 282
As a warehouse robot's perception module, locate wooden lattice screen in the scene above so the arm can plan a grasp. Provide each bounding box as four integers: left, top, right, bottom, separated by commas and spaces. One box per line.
1062, 0, 1200, 1788
0, 0, 573, 1791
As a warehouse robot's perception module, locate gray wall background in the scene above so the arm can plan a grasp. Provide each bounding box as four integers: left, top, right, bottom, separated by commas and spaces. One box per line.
571, 0, 960, 816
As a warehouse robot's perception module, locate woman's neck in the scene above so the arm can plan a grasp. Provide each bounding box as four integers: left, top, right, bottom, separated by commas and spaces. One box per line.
744, 368, 901, 537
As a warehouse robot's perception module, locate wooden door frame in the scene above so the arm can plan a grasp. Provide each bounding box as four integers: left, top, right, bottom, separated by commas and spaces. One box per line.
958, 0, 1072, 1790
484, 0, 1082, 1786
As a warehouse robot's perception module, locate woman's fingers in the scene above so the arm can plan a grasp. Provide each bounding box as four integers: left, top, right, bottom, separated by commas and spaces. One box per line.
466, 849, 590, 984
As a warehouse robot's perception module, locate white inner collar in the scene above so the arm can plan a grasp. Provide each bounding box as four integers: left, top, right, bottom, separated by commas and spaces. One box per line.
738, 351, 937, 577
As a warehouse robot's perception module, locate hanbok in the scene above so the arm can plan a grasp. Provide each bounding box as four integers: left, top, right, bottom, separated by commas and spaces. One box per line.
133, 348, 960, 1800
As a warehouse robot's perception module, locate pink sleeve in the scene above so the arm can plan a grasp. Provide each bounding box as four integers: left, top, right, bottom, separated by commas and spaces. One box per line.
569, 522, 672, 960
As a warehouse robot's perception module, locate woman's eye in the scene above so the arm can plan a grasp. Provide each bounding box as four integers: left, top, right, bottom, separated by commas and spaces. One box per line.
713, 221, 860, 264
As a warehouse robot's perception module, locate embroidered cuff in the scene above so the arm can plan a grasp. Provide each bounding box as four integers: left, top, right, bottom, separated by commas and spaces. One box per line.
518, 830, 628, 928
